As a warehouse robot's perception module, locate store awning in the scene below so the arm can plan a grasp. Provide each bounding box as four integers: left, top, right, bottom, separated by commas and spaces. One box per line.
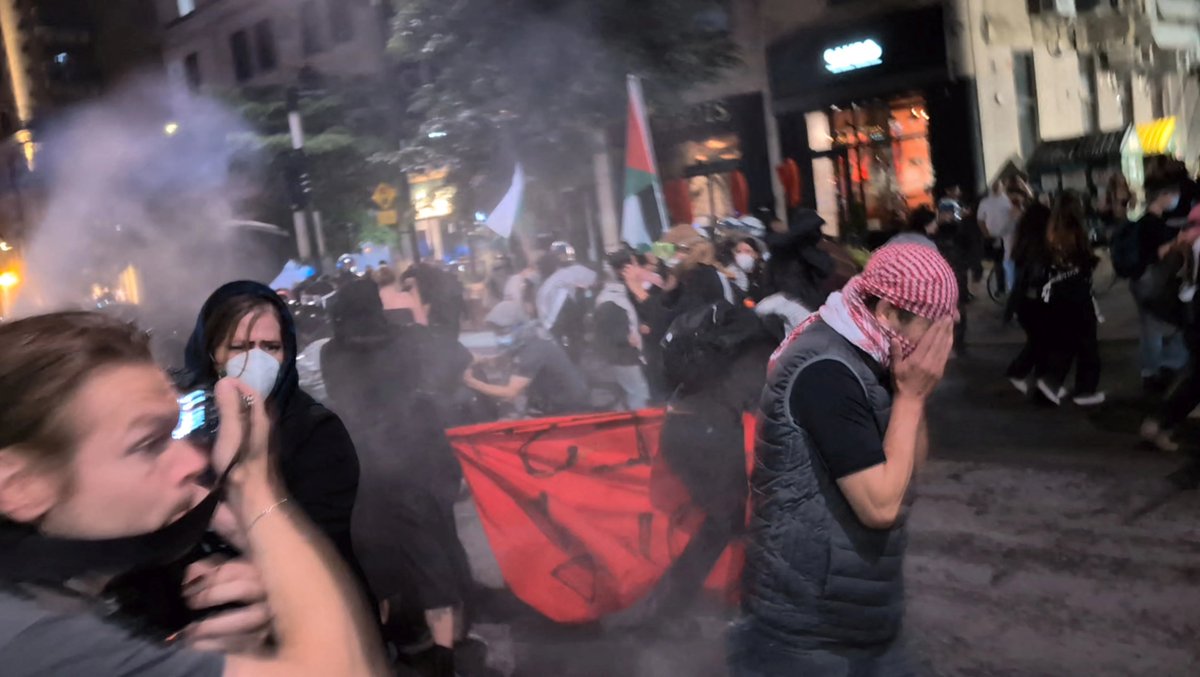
1027, 129, 1130, 170
1136, 117, 1176, 156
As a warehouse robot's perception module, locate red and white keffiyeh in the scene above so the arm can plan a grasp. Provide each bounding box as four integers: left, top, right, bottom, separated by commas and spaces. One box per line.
770, 243, 959, 370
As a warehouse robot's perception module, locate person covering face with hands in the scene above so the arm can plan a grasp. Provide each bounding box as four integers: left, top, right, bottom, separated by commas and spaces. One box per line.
731, 244, 959, 677
182, 281, 370, 631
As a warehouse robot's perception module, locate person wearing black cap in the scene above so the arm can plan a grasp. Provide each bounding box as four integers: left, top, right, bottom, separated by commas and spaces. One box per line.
756, 209, 857, 340
322, 279, 471, 674
932, 201, 974, 356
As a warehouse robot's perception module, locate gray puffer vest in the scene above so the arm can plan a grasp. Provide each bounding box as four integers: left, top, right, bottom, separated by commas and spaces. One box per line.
742, 320, 909, 648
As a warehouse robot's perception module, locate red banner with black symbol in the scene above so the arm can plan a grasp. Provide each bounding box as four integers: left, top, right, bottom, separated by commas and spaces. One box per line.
447, 410, 755, 624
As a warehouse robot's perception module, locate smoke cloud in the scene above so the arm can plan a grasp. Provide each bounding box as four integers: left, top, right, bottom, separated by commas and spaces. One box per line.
15, 74, 287, 362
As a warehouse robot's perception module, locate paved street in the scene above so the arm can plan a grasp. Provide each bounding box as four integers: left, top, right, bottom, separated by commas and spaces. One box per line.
911, 339, 1200, 676
463, 288, 1199, 676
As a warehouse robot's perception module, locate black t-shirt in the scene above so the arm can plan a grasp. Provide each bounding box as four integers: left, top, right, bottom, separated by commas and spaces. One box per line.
512, 337, 590, 414
788, 359, 888, 480
593, 301, 641, 366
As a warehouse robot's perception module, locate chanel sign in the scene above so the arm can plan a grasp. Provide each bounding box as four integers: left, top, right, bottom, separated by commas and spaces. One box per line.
823, 38, 884, 74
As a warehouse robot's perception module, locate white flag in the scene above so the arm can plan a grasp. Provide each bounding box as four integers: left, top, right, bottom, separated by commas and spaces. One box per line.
485, 165, 525, 238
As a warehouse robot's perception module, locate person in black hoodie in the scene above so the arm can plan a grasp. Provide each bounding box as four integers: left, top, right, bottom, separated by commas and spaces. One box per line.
182, 281, 365, 592
1033, 193, 1104, 406
606, 301, 776, 630
1005, 202, 1052, 394
322, 280, 471, 676
931, 202, 976, 356
757, 209, 857, 341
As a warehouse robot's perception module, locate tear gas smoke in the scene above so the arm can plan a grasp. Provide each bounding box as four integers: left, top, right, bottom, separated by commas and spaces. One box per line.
15, 74, 287, 364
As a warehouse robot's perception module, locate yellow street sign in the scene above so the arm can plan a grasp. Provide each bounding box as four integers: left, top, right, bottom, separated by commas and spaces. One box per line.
376, 209, 398, 226
372, 182, 398, 209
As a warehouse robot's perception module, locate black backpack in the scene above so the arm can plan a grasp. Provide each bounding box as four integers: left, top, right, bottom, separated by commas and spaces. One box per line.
1110, 219, 1141, 279
661, 301, 765, 392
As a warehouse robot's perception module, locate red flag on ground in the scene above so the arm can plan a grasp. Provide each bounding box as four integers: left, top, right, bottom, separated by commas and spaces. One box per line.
448, 410, 755, 623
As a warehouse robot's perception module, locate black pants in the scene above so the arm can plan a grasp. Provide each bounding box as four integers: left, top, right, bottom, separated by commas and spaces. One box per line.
1007, 296, 1047, 380
727, 620, 913, 677
633, 410, 747, 620
1040, 300, 1101, 395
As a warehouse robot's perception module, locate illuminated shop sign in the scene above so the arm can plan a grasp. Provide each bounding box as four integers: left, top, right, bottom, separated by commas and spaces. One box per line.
823, 38, 883, 74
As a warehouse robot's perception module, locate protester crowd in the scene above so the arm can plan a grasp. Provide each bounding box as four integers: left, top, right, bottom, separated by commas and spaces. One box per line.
2, 160, 1199, 676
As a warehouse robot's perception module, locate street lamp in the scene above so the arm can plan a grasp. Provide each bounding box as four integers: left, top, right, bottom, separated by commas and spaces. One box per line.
164, 122, 180, 137
0, 270, 19, 318
0, 241, 11, 252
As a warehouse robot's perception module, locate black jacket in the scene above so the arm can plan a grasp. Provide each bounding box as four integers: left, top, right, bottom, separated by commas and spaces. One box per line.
183, 281, 363, 578
321, 280, 461, 497
321, 280, 466, 604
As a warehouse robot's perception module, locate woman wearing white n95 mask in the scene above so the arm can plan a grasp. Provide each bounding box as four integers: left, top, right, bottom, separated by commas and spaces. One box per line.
182, 281, 370, 606
732, 237, 768, 303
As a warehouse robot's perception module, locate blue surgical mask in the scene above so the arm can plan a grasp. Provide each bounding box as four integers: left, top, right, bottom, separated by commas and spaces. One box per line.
1167, 195, 1182, 211
495, 333, 515, 348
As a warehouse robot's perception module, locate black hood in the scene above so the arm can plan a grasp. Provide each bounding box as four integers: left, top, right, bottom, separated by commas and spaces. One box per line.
765, 209, 836, 309
766, 208, 826, 252
183, 280, 299, 414
329, 279, 390, 347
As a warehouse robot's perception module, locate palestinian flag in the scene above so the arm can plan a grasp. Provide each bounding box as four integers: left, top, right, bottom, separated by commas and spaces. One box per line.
621, 75, 669, 247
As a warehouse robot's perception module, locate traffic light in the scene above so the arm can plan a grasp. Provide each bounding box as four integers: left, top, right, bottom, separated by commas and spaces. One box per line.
283, 148, 312, 210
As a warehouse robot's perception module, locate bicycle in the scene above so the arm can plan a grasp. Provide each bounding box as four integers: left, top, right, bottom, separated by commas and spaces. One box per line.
1088, 224, 1120, 296
984, 238, 1009, 305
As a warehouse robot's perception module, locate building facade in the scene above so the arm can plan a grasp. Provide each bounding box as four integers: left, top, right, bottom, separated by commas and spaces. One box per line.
155, 0, 387, 92
955, 0, 1199, 198
0, 0, 161, 249
756, 0, 1199, 236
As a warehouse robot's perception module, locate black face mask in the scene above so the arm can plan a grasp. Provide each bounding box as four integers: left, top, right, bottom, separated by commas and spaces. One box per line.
0, 487, 222, 585
0, 439, 244, 586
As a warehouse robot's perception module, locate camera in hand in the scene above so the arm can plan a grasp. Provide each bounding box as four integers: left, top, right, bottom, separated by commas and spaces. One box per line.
173, 389, 220, 449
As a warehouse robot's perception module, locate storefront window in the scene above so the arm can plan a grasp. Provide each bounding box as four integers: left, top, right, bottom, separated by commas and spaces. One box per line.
410, 170, 456, 221
670, 134, 743, 221
409, 169, 457, 260
689, 174, 733, 220
809, 94, 932, 239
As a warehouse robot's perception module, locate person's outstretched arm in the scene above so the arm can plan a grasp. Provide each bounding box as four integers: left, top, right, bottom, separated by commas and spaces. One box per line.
210, 380, 386, 677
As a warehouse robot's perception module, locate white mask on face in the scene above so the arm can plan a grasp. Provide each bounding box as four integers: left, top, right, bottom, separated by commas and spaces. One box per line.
735, 253, 756, 273
222, 348, 282, 397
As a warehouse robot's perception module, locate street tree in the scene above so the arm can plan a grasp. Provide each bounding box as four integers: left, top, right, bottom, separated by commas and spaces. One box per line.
382, 0, 739, 228
224, 77, 395, 255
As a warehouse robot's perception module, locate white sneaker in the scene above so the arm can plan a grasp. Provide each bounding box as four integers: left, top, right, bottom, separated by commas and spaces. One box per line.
1141, 419, 1161, 441
1154, 431, 1181, 453
1072, 392, 1106, 407
1037, 380, 1064, 406
1141, 419, 1180, 452
1009, 378, 1029, 395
